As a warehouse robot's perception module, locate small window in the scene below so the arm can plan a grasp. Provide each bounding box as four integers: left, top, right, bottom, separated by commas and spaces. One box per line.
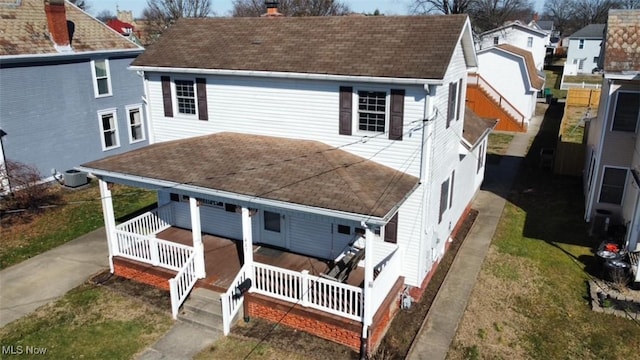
199, 199, 223, 208
449, 171, 455, 209
599, 167, 627, 204
358, 91, 386, 132
355, 227, 365, 235
126, 105, 145, 143
477, 142, 485, 173
579, 39, 584, 49
337, 224, 351, 235
593, 56, 599, 64
175, 80, 196, 115
98, 109, 119, 151
170, 193, 180, 202
92, 59, 112, 97
573, 59, 578, 65
527, 37, 533, 48
493, 36, 499, 45
225, 203, 238, 212
264, 211, 281, 232
612, 92, 640, 132
578, 59, 585, 70
447, 81, 459, 127
439, 177, 450, 223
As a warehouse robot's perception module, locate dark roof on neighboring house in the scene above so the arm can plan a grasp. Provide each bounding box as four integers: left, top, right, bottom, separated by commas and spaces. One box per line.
569, 24, 605, 39
81, 133, 419, 219
132, 15, 473, 79
479, 20, 547, 38
0, 0, 141, 56
536, 20, 555, 31
603, 10, 640, 73
483, 44, 545, 90
463, 107, 497, 147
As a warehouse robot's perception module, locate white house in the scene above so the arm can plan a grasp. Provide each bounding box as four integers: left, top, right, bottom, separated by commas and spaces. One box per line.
584, 11, 640, 266
79, 13, 494, 355
476, 21, 550, 71
471, 44, 545, 130
565, 24, 605, 75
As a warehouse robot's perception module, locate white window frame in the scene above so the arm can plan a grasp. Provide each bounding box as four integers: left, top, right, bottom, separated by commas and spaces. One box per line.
493, 36, 499, 45
354, 88, 389, 135
126, 104, 145, 144
610, 91, 640, 133
527, 36, 533, 48
579, 39, 584, 49
173, 78, 198, 118
598, 166, 628, 205
91, 59, 112, 98
97, 108, 120, 151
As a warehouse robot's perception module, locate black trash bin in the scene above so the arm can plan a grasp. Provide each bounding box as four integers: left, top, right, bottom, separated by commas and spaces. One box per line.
603, 259, 630, 283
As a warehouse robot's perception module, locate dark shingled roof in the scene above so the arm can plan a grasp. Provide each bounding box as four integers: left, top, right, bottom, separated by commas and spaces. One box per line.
132, 15, 469, 79
604, 10, 640, 73
569, 24, 605, 39
82, 133, 419, 218
463, 107, 497, 147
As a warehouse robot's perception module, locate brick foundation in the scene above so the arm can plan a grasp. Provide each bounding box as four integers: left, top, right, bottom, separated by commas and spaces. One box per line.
113, 258, 174, 291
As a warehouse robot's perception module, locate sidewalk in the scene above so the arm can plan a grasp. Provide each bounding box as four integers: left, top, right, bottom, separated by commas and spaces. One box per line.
0, 227, 109, 327
406, 111, 544, 360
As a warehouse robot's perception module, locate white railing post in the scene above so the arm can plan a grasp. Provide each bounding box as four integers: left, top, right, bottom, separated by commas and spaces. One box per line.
149, 236, 160, 266
189, 197, 206, 278
300, 270, 310, 307
99, 179, 117, 272
169, 278, 178, 319
221, 293, 231, 335
241, 207, 254, 286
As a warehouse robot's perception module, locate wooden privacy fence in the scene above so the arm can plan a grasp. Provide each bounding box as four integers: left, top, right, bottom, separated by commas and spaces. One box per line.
566, 88, 601, 107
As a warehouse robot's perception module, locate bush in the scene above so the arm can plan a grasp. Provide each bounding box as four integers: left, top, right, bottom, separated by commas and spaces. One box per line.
0, 160, 61, 218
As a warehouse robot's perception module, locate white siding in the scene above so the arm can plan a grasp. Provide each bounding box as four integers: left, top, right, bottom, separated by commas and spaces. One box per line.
146, 75, 425, 177
566, 38, 602, 75
477, 26, 549, 70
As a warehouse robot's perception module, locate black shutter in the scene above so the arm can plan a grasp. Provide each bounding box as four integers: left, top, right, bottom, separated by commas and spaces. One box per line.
389, 89, 404, 140
339, 86, 352, 135
456, 79, 463, 121
196, 78, 208, 121
161, 76, 173, 117
384, 212, 398, 244
447, 82, 455, 127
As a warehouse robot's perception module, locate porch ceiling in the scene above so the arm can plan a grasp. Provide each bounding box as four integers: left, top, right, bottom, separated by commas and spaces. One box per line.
81, 132, 419, 218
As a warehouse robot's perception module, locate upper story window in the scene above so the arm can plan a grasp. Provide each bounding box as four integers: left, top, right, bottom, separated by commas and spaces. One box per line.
91, 59, 112, 97
611, 91, 640, 132
126, 104, 145, 143
579, 39, 584, 49
599, 167, 627, 204
358, 90, 386, 132
527, 37, 533, 48
493, 36, 499, 45
338, 87, 404, 140
447, 80, 463, 128
161, 76, 208, 121
97, 109, 120, 151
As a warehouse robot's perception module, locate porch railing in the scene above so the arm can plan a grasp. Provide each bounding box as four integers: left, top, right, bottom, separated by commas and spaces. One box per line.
370, 248, 401, 312
253, 262, 364, 321
116, 204, 173, 235
169, 251, 198, 319
113, 230, 193, 272
220, 264, 252, 335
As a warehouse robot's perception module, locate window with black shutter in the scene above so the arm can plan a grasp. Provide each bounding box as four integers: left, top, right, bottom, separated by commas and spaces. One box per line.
339, 86, 352, 135
447, 82, 457, 128
196, 78, 208, 121
161, 76, 173, 117
389, 89, 404, 140
384, 212, 398, 244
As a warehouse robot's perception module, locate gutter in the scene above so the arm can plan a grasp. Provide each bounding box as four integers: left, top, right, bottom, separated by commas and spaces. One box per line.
128, 65, 444, 86
77, 166, 399, 226
0, 48, 143, 64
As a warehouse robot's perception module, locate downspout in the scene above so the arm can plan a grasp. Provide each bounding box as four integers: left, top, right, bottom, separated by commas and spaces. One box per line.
141, 71, 156, 144
421, 84, 437, 266
360, 224, 375, 360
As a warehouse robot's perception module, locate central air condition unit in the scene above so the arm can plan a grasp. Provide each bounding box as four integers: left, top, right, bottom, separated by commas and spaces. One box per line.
63, 169, 88, 188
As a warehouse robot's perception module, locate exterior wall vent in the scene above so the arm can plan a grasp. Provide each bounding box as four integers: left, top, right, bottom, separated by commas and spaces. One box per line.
63, 169, 88, 188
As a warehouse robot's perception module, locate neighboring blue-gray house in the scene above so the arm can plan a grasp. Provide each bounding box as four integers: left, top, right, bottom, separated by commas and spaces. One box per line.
0, 0, 147, 191
565, 23, 605, 75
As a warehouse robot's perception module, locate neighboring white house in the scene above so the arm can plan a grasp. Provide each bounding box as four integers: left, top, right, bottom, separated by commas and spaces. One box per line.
476, 20, 550, 70
565, 24, 605, 75
583, 10, 640, 260
79, 13, 494, 355
474, 44, 545, 128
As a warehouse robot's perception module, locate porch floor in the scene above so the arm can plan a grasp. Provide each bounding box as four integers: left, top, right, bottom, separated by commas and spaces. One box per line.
155, 227, 365, 292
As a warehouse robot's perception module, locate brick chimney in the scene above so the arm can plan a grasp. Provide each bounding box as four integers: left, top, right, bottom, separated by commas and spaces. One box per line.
262, 1, 283, 17
44, 0, 72, 51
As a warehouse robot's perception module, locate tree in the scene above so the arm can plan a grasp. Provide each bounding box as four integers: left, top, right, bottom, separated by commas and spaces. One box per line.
469, 0, 535, 32
542, 0, 631, 35
69, 0, 90, 11
95, 9, 116, 23
409, 0, 475, 15
142, 0, 212, 41
232, 0, 351, 17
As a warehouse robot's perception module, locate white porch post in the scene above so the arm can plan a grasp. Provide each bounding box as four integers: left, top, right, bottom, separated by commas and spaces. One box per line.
362, 225, 375, 341
98, 179, 117, 273
189, 197, 205, 278
241, 207, 254, 287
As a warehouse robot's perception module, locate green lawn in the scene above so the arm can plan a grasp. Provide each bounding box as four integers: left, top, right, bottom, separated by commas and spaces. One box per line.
544, 69, 568, 99
0, 283, 172, 359
0, 181, 156, 269
487, 133, 515, 156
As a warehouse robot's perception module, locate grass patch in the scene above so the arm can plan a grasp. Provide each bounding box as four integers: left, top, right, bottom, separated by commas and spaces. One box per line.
488, 133, 514, 156
195, 336, 309, 360
563, 74, 603, 84
0, 181, 156, 269
544, 69, 567, 99
560, 106, 591, 144
0, 283, 172, 359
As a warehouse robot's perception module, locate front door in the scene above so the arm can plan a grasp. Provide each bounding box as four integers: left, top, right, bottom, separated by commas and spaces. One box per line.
261, 210, 286, 248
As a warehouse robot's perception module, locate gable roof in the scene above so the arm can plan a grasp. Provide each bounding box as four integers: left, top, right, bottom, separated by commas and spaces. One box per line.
479, 20, 548, 38
603, 10, 640, 74
80, 132, 419, 220
131, 15, 474, 80
479, 44, 544, 90
462, 107, 497, 148
569, 24, 605, 39
0, 0, 141, 57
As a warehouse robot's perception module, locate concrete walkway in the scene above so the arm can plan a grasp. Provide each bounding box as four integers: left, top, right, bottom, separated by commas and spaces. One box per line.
0, 228, 109, 327
406, 110, 544, 360
136, 321, 222, 360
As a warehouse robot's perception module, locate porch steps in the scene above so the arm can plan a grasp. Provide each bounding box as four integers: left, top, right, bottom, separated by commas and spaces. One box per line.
178, 288, 240, 333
